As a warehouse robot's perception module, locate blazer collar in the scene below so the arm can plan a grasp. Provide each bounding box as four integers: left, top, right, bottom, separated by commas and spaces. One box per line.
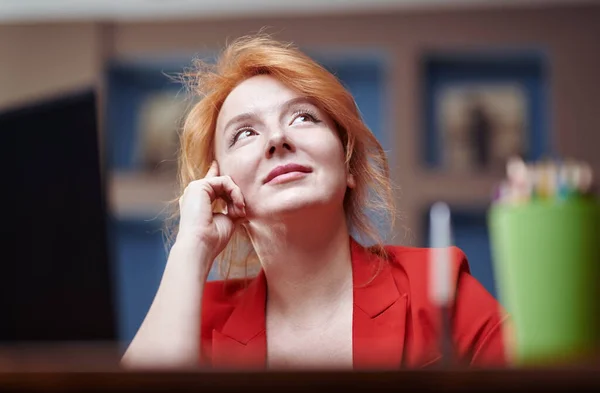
350, 238, 407, 369
211, 268, 267, 369
211, 237, 407, 369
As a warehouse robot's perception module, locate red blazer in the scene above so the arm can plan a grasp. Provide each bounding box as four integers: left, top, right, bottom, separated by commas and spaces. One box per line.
200, 238, 510, 370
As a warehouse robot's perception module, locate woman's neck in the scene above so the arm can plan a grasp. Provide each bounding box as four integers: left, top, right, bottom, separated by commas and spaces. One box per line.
247, 208, 353, 318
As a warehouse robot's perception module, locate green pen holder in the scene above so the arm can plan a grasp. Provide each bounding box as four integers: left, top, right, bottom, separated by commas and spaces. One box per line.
488, 197, 600, 367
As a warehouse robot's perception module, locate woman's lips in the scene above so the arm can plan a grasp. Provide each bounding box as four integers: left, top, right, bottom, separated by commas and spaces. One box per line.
264, 163, 312, 184
266, 171, 310, 185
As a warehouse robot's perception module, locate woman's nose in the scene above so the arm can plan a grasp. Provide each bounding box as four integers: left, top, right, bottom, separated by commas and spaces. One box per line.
266, 130, 295, 157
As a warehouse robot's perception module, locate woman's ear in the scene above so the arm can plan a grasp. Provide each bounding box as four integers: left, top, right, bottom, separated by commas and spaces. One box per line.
347, 173, 356, 189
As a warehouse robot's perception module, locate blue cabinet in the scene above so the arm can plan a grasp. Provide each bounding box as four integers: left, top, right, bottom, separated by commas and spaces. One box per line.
107, 218, 167, 345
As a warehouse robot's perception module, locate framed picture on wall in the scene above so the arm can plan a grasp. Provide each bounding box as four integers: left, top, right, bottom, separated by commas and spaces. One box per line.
422, 53, 548, 174
135, 90, 189, 175
436, 83, 528, 172
106, 62, 191, 177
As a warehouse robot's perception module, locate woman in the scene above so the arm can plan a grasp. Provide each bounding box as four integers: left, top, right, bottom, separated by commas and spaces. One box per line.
122, 34, 510, 370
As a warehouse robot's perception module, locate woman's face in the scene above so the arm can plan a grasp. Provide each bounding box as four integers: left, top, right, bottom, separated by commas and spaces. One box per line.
214, 74, 354, 220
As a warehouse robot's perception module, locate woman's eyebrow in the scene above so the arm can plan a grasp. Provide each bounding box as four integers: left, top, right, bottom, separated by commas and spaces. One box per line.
277, 97, 319, 124
279, 96, 318, 113
223, 112, 257, 134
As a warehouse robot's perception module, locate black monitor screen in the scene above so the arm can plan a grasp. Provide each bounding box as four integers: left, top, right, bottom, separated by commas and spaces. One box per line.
0, 89, 117, 343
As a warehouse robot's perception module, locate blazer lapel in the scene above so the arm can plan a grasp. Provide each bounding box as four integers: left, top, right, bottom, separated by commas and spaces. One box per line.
351, 239, 408, 369
211, 238, 408, 370
211, 271, 267, 369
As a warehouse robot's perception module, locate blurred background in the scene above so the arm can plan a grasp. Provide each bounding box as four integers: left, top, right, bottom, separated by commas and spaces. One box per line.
1, 0, 599, 357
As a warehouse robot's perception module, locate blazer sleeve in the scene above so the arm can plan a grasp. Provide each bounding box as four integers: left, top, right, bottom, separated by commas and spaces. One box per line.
450, 247, 512, 367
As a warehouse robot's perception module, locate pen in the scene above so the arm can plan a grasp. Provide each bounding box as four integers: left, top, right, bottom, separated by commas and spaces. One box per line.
429, 202, 455, 367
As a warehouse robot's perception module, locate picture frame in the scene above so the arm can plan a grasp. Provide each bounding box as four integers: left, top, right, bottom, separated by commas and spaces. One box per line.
105, 61, 191, 176
422, 52, 549, 174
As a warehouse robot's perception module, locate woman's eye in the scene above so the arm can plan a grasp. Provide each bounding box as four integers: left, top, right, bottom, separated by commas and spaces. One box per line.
233, 129, 256, 145
291, 113, 316, 125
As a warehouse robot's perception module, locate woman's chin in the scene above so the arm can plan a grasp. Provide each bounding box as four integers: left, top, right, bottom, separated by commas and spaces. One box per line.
251, 197, 332, 220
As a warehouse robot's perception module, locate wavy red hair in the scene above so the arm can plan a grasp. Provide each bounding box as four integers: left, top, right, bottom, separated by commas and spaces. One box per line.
167, 33, 396, 278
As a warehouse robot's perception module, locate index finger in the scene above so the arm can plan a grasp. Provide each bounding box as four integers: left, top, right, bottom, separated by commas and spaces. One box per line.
205, 160, 219, 178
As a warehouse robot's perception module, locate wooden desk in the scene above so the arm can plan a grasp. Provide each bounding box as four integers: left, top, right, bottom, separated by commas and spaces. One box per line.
2, 369, 600, 392
1, 343, 599, 392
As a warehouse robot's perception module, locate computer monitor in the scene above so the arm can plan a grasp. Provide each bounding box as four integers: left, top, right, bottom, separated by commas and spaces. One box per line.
0, 89, 117, 343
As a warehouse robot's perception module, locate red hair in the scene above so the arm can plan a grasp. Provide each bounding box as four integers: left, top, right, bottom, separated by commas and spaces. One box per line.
167, 33, 396, 278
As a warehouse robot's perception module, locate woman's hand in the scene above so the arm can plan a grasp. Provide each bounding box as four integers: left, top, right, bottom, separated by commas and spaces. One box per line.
176, 160, 246, 271
121, 161, 246, 368
122, 162, 246, 367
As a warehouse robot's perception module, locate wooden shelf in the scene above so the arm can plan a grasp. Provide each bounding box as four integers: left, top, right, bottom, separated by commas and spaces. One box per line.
107, 171, 178, 220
